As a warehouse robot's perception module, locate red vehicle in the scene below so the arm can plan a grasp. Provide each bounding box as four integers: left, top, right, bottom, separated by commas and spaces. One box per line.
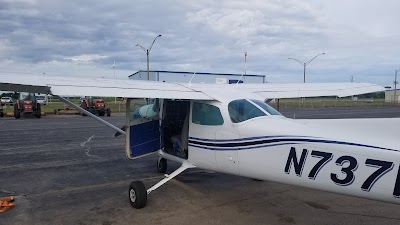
14, 93, 41, 119
80, 97, 111, 117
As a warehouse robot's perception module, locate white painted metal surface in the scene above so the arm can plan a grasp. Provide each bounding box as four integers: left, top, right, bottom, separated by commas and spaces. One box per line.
0, 73, 384, 101
186, 104, 400, 205
0, 73, 214, 100
185, 82, 385, 99
146, 160, 195, 194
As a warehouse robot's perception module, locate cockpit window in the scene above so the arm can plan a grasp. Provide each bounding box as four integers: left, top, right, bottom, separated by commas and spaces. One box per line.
250, 99, 281, 115
228, 99, 266, 123
192, 102, 224, 126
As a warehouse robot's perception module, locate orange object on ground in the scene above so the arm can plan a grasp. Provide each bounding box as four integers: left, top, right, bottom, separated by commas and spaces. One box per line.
0, 196, 15, 212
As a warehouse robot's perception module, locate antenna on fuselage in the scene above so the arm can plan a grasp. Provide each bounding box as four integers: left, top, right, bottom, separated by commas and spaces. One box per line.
236, 72, 244, 86
188, 72, 196, 86
237, 51, 247, 86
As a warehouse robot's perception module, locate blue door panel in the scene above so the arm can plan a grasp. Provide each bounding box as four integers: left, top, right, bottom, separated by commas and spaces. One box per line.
130, 120, 160, 158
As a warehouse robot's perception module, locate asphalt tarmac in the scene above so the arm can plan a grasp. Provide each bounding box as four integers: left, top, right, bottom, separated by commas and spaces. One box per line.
1, 106, 400, 225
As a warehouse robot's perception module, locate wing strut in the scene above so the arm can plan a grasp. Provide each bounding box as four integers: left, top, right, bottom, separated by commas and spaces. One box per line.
54, 95, 126, 135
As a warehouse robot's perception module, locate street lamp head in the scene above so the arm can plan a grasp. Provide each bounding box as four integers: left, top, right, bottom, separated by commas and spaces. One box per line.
289, 53, 325, 83
148, 34, 162, 51
135, 44, 146, 52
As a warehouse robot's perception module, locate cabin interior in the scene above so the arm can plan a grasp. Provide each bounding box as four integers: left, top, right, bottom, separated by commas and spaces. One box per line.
161, 99, 190, 159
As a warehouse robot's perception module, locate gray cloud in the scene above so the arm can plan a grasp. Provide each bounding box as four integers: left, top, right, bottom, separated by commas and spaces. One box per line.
0, 0, 399, 86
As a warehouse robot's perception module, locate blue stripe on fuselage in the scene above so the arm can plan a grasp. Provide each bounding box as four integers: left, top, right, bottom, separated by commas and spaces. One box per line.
188, 136, 399, 152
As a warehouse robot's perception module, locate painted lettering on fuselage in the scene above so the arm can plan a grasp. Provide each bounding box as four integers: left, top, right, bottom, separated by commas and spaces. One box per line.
284, 147, 400, 198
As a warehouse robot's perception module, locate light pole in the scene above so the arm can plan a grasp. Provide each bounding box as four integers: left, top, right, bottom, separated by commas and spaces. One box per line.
394, 69, 399, 103
136, 34, 162, 80
111, 61, 116, 104
111, 61, 116, 79
288, 53, 325, 83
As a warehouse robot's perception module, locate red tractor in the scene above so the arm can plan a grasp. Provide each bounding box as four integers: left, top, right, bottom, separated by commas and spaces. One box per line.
80, 97, 111, 117
14, 93, 41, 119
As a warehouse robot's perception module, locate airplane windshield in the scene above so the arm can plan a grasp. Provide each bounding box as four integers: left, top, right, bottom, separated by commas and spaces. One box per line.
228, 99, 266, 123
249, 99, 281, 116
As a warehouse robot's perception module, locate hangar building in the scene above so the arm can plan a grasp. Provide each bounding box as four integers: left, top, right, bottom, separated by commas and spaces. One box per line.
129, 70, 266, 84
385, 89, 400, 103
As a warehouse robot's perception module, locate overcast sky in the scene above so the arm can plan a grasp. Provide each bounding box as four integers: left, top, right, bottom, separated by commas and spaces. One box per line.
0, 0, 399, 86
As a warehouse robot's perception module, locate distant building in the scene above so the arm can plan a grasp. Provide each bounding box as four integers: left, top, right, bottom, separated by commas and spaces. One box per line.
385, 89, 400, 103
129, 70, 266, 84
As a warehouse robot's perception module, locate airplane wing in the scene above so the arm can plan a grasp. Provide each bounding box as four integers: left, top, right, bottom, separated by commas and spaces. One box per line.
232, 83, 385, 99
0, 73, 384, 100
0, 73, 214, 100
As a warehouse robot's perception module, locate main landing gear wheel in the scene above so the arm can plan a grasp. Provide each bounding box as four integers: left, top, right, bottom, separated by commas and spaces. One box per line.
129, 162, 194, 209
157, 158, 167, 173
129, 181, 147, 209
34, 103, 41, 118
80, 102, 88, 116
106, 108, 111, 117
14, 104, 20, 119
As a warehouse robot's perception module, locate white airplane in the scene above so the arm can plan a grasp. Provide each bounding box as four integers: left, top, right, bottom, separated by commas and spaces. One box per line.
1, 73, 399, 209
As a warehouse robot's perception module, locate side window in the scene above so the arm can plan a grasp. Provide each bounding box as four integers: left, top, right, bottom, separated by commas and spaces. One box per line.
128, 98, 159, 121
228, 99, 265, 123
192, 102, 224, 126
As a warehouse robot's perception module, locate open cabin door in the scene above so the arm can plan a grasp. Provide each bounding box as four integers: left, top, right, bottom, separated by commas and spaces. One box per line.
126, 98, 161, 159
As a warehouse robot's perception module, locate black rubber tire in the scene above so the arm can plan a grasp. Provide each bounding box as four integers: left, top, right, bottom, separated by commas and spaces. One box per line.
88, 99, 94, 108
99, 111, 105, 116
106, 108, 111, 117
35, 103, 41, 118
0, 110, 3, 117
80, 102, 88, 116
129, 181, 147, 209
14, 103, 20, 119
157, 158, 167, 173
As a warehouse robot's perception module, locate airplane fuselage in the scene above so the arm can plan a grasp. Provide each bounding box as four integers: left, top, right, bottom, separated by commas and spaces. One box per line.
127, 97, 400, 206
187, 115, 400, 205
